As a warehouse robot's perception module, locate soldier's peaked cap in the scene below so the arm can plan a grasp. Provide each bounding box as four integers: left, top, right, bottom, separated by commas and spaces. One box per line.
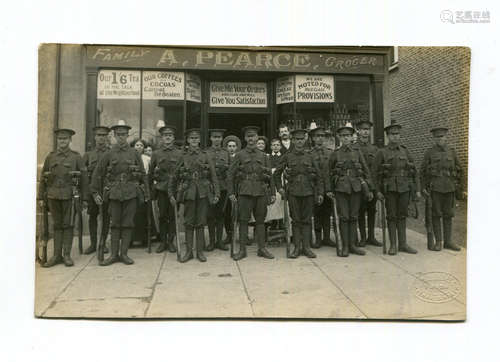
184, 128, 201, 136
336, 125, 355, 134
356, 119, 373, 128
159, 124, 177, 134
110, 120, 131, 131
93, 126, 111, 133
209, 128, 227, 135
384, 120, 402, 133
309, 126, 326, 135
242, 126, 260, 135
54, 128, 75, 136
291, 129, 308, 137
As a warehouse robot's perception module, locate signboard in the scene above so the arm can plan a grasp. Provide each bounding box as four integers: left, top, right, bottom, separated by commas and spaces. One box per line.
295, 75, 334, 103
87, 46, 386, 74
97, 70, 141, 99
142, 71, 184, 100
210, 82, 267, 108
276, 76, 295, 104
186, 73, 202, 103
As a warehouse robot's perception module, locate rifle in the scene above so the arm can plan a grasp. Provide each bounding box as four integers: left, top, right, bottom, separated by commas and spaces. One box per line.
173, 201, 182, 261
70, 171, 83, 254
36, 199, 49, 265
147, 200, 152, 253
230, 199, 238, 259
330, 197, 339, 246
97, 204, 105, 262
424, 192, 435, 250
330, 195, 342, 257
282, 190, 292, 258
380, 199, 387, 254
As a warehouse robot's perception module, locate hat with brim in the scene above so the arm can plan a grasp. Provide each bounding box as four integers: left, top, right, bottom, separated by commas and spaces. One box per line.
291, 129, 308, 137
384, 120, 402, 133
242, 126, 260, 135
336, 125, 355, 135
159, 125, 177, 134
93, 126, 111, 134
223, 135, 242, 149
110, 120, 131, 131
356, 120, 373, 128
54, 128, 75, 137
209, 129, 227, 136
185, 128, 201, 137
430, 127, 449, 135
309, 127, 326, 136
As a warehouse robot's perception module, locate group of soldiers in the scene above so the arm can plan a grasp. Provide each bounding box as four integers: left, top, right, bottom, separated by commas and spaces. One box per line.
37, 118, 465, 268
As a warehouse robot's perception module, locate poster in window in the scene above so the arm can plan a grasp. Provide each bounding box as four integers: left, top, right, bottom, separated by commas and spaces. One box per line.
295, 75, 334, 103
142, 71, 184, 100
210, 82, 267, 108
186, 73, 202, 103
97, 70, 141, 99
276, 76, 295, 104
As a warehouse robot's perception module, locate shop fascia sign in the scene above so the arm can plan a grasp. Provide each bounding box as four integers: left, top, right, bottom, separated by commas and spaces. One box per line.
97, 69, 201, 102
277, 74, 334, 104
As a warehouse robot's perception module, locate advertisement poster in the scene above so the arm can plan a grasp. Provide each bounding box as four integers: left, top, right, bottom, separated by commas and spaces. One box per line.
210, 82, 267, 108
97, 70, 141, 99
295, 75, 334, 103
276, 76, 295, 104
142, 71, 184, 100
186, 73, 202, 103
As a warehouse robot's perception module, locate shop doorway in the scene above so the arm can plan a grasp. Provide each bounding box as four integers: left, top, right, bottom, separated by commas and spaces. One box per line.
208, 113, 269, 148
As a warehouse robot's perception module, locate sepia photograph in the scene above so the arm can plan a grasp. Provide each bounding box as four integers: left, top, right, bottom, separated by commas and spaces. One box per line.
35, 44, 469, 320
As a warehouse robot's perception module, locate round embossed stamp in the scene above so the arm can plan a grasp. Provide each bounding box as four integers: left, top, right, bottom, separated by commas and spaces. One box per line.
413, 272, 461, 303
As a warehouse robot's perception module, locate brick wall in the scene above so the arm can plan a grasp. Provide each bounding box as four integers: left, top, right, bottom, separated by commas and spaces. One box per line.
389, 47, 470, 188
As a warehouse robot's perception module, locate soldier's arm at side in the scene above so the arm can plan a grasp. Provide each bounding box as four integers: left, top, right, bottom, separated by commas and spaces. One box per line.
37, 155, 50, 200
207, 156, 220, 199
372, 150, 384, 195
420, 149, 431, 193
264, 153, 276, 195
76, 154, 90, 201
313, 157, 324, 196
407, 150, 421, 193
453, 148, 465, 198
168, 158, 183, 201
90, 152, 109, 197
227, 153, 240, 196
273, 153, 287, 192
135, 151, 150, 200
358, 150, 374, 189
148, 152, 157, 194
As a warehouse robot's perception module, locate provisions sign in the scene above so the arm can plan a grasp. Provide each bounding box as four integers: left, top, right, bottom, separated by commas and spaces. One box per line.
295, 75, 334, 103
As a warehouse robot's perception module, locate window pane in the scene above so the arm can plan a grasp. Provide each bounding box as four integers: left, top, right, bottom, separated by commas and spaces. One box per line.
335, 77, 371, 139
97, 99, 141, 145
142, 99, 184, 149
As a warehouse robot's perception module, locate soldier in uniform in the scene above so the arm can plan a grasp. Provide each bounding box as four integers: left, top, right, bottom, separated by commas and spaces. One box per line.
149, 125, 183, 254
91, 120, 150, 266
373, 122, 421, 255
309, 127, 336, 249
38, 128, 89, 267
354, 120, 382, 248
82, 126, 111, 255
420, 126, 464, 251
168, 129, 220, 263
274, 129, 324, 258
206, 129, 230, 251
325, 125, 373, 257
228, 126, 276, 260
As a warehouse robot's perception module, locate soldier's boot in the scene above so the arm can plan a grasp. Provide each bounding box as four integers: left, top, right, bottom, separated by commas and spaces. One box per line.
431, 217, 443, 251
84, 216, 97, 254
43, 229, 63, 267
397, 218, 417, 254
289, 224, 300, 258
322, 219, 336, 247
206, 221, 216, 251
349, 221, 366, 255
358, 215, 367, 247
179, 226, 194, 263
443, 217, 461, 251
215, 221, 229, 251
167, 231, 177, 253
339, 220, 350, 257
366, 211, 382, 246
233, 221, 247, 261
256, 224, 274, 259
311, 228, 321, 249
387, 220, 398, 255
100, 228, 120, 266
120, 228, 135, 265
223, 229, 233, 245
62, 228, 75, 267
196, 227, 207, 262
156, 223, 168, 253
302, 223, 316, 258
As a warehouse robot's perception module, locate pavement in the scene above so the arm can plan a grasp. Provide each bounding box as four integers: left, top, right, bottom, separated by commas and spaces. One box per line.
35, 228, 466, 320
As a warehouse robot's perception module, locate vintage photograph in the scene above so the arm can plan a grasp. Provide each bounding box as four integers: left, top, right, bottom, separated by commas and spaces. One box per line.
35, 44, 469, 320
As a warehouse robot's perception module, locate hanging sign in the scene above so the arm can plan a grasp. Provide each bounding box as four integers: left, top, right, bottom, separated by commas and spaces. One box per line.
276, 76, 295, 104
210, 82, 267, 108
142, 71, 184, 100
186, 73, 202, 103
295, 75, 334, 103
97, 70, 141, 99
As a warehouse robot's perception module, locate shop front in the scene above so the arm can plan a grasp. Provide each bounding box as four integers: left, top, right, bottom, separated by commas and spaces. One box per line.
82, 46, 391, 150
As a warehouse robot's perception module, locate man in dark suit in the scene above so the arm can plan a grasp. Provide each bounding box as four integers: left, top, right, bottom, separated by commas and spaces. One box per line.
278, 124, 294, 154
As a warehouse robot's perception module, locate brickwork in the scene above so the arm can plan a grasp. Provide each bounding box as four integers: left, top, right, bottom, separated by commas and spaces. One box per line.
389, 47, 470, 189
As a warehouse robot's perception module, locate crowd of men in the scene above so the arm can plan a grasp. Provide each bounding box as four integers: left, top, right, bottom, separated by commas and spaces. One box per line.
37, 118, 465, 267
